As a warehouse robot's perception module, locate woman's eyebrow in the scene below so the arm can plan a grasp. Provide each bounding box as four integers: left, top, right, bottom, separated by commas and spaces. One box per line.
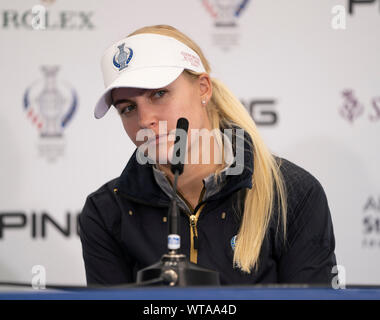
112, 89, 151, 106
112, 98, 135, 106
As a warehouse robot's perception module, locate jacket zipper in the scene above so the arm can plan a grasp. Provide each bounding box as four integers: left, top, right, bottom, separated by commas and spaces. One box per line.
176, 187, 206, 264
187, 203, 206, 263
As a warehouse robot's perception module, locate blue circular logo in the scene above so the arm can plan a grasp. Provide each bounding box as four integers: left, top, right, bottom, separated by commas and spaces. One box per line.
231, 235, 237, 251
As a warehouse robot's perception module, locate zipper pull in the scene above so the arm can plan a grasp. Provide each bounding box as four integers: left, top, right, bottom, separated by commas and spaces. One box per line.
189, 215, 199, 250
190, 214, 197, 227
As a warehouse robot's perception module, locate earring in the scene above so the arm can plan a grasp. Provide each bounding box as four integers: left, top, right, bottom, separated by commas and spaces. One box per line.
202, 100, 206, 105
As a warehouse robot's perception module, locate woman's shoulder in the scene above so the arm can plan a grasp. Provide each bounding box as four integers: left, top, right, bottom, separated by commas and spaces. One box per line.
274, 156, 328, 214
81, 177, 121, 226
276, 157, 324, 191
86, 177, 119, 202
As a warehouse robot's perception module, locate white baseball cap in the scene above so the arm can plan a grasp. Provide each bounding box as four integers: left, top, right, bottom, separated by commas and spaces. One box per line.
94, 33, 206, 119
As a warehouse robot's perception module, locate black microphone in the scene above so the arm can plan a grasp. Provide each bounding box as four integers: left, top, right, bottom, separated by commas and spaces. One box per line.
170, 117, 189, 175
167, 118, 189, 254
136, 117, 220, 286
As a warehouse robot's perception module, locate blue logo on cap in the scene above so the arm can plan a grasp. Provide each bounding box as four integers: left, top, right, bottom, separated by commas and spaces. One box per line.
113, 43, 133, 71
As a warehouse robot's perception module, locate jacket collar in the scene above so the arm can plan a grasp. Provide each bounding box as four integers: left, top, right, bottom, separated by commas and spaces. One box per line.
115, 127, 254, 207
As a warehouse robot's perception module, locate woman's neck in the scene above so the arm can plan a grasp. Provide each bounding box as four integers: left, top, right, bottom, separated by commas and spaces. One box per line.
157, 126, 226, 209
157, 162, 224, 210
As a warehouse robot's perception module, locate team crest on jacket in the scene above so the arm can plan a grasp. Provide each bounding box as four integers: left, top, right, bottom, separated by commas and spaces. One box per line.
231, 235, 237, 251
113, 43, 133, 71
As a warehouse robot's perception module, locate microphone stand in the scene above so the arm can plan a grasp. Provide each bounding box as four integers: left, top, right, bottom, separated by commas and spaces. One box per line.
136, 118, 220, 287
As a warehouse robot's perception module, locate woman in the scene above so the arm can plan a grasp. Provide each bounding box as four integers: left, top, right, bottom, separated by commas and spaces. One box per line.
79, 25, 337, 286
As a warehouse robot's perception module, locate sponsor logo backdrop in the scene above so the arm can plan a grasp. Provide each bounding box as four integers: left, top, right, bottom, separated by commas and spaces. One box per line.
0, 0, 379, 285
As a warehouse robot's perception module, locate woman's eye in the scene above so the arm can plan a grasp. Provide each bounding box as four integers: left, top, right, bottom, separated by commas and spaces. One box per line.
153, 90, 167, 98
119, 104, 136, 115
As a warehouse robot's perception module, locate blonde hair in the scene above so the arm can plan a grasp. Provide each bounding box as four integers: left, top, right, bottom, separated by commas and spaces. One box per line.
128, 25, 287, 273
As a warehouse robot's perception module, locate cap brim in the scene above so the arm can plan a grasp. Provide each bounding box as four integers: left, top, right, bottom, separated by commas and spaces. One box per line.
94, 66, 184, 119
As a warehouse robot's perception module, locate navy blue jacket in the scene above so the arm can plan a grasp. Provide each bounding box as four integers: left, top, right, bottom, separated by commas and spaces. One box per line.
79, 138, 337, 286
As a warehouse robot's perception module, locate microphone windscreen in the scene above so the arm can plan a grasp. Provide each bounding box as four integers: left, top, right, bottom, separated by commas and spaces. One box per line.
175, 117, 189, 135
171, 118, 189, 175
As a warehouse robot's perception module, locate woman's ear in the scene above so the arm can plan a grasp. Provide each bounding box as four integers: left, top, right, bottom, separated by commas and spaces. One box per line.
198, 73, 212, 104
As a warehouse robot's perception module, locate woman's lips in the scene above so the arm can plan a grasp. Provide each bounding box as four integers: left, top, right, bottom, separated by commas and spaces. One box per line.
147, 134, 168, 145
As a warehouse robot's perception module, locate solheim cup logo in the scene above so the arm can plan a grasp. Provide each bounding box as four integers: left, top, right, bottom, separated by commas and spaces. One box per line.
339, 89, 364, 123
202, 0, 250, 50
113, 43, 133, 71
339, 89, 380, 124
202, 0, 250, 27
23, 66, 78, 161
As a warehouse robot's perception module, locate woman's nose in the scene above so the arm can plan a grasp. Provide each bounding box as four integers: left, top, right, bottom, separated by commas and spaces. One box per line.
137, 101, 158, 130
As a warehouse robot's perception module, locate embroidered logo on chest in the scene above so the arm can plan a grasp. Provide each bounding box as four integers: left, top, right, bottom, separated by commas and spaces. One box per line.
230, 235, 237, 251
